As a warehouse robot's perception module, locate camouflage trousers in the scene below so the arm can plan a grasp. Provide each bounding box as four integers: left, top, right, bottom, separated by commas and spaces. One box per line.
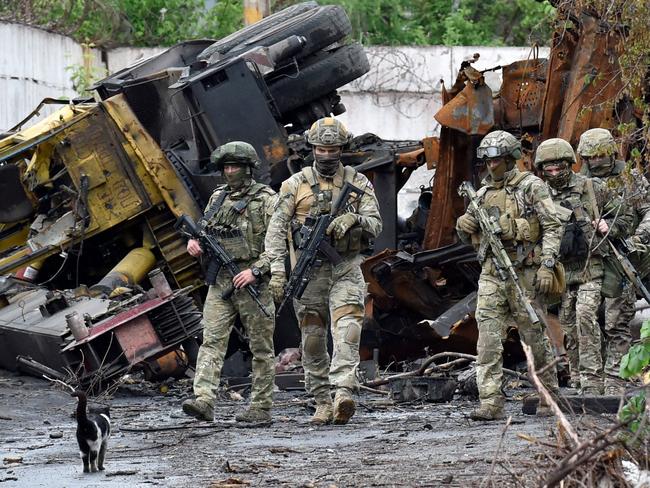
603, 284, 635, 393
193, 273, 275, 409
475, 264, 558, 407
293, 255, 365, 403
559, 279, 603, 392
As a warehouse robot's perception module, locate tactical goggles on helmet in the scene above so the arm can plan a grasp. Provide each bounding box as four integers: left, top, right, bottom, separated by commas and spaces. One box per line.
476, 146, 509, 159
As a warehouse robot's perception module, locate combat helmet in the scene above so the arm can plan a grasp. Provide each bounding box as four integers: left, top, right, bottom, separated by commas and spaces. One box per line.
534, 138, 576, 170
577, 128, 618, 158
476, 130, 522, 160
210, 141, 260, 169
306, 117, 350, 147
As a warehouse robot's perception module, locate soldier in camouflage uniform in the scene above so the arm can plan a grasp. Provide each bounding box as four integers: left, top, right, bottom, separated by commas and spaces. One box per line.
182, 141, 277, 423
578, 128, 650, 394
265, 117, 382, 425
535, 138, 629, 394
456, 130, 561, 420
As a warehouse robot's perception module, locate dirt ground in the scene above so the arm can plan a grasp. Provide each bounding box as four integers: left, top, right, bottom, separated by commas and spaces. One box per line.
0, 369, 613, 488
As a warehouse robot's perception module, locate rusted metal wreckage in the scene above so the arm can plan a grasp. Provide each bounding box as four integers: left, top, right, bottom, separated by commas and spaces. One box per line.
0, 2, 642, 392
360, 2, 642, 376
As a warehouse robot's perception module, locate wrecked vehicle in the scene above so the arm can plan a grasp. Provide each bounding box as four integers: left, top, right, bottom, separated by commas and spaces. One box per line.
0, 1, 374, 387
359, 3, 647, 371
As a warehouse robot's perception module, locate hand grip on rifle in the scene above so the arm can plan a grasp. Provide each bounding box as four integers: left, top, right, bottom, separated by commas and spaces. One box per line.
458, 181, 541, 326
175, 214, 271, 318
277, 181, 365, 314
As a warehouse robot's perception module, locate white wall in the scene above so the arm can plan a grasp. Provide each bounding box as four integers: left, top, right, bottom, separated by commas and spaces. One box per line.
0, 22, 84, 131
337, 45, 549, 140
0, 21, 549, 140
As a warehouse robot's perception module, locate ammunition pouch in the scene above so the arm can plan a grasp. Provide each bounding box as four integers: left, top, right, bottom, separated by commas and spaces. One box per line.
333, 224, 371, 253
602, 256, 625, 298
211, 227, 253, 261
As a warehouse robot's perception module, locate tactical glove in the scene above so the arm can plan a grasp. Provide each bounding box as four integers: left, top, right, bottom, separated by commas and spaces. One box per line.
536, 265, 554, 294
457, 213, 479, 234
630, 234, 649, 254
326, 213, 358, 240
268, 273, 287, 303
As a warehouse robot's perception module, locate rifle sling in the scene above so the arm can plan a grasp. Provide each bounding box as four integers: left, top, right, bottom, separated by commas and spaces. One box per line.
200, 189, 229, 228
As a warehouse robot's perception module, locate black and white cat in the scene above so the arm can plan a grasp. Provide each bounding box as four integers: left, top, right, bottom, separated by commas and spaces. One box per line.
71, 390, 111, 473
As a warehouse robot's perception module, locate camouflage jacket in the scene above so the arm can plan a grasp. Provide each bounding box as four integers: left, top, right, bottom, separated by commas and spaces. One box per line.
265, 164, 382, 275
456, 168, 561, 266
547, 172, 631, 283
582, 160, 650, 240
201, 180, 277, 275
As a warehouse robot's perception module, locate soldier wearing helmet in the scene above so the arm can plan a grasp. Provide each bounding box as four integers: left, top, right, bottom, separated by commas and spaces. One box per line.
456, 130, 561, 420
265, 117, 382, 425
578, 128, 650, 394
182, 141, 278, 424
536, 138, 630, 394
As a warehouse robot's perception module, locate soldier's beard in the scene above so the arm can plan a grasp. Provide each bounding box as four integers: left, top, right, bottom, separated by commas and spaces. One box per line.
224, 167, 250, 190
314, 154, 341, 178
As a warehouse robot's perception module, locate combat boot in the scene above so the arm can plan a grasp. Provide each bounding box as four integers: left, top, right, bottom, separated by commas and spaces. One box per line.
536, 399, 554, 417
235, 407, 272, 423
333, 388, 356, 425
469, 401, 504, 421
310, 403, 334, 425
182, 398, 214, 421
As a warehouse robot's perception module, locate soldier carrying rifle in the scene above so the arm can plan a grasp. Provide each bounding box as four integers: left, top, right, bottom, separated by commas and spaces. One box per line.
181, 141, 277, 424
265, 117, 382, 425
578, 128, 650, 394
456, 130, 562, 421
535, 138, 631, 395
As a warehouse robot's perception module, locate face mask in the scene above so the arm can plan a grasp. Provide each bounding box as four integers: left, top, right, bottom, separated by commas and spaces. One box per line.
223, 165, 249, 190
486, 158, 508, 182
544, 169, 570, 189
587, 156, 613, 177
313, 149, 341, 177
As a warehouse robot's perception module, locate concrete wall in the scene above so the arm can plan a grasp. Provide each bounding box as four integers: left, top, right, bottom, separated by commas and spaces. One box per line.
337, 45, 549, 140
0, 21, 549, 140
0, 22, 84, 131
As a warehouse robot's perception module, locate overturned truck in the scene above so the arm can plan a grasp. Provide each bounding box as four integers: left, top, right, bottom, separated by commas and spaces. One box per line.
0, 2, 388, 387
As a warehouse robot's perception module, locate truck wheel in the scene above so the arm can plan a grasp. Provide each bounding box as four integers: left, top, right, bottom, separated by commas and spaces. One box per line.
201, 5, 351, 62
198, 1, 318, 61
267, 43, 369, 115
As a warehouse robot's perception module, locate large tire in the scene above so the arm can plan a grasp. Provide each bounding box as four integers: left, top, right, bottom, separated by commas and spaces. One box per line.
201, 5, 352, 62
267, 43, 369, 115
198, 2, 318, 61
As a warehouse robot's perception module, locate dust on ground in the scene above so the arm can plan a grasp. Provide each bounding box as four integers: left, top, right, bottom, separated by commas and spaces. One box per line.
0, 370, 613, 487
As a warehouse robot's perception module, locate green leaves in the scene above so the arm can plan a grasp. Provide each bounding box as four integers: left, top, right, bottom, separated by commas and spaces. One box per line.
619, 392, 647, 436
619, 320, 650, 379
0, 0, 243, 48
323, 0, 555, 47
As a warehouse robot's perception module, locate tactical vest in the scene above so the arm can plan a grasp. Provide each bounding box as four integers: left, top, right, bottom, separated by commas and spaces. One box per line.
476, 171, 541, 265
292, 166, 368, 253
203, 182, 270, 261
551, 177, 600, 262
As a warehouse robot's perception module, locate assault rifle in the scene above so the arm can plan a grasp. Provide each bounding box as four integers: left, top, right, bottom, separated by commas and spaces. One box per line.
608, 238, 650, 303
458, 181, 541, 325
583, 177, 650, 302
277, 182, 365, 314
175, 214, 271, 318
